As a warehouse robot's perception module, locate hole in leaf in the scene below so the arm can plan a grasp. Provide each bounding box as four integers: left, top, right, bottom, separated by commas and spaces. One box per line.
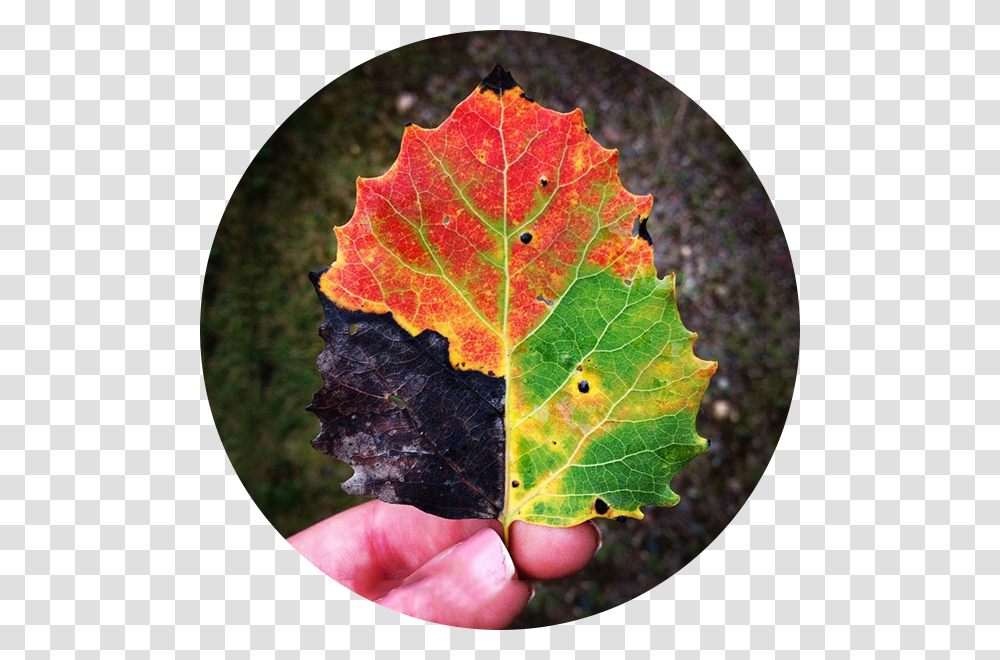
536, 294, 555, 307
631, 216, 653, 245
624, 278, 632, 286
594, 498, 609, 515
511, 480, 520, 488
540, 176, 548, 187
348, 323, 359, 335
520, 232, 533, 244
387, 395, 406, 410
578, 380, 590, 393
443, 216, 450, 225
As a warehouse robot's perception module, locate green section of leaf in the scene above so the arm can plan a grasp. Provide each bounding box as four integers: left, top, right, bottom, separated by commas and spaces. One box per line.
506, 266, 713, 527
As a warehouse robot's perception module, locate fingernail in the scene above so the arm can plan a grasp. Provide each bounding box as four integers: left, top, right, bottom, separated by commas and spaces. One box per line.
590, 520, 603, 555
465, 528, 516, 584
527, 583, 536, 605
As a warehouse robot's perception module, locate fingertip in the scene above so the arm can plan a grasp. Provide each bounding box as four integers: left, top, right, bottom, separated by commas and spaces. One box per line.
468, 578, 532, 629
508, 519, 601, 581
377, 528, 528, 628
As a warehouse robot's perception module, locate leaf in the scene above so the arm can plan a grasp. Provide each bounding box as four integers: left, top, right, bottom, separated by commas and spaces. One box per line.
310, 65, 716, 530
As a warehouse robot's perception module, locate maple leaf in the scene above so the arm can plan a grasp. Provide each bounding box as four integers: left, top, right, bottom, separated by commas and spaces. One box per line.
310, 65, 717, 532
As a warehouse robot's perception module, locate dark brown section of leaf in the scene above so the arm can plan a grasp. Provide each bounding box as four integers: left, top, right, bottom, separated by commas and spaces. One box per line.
479, 63, 519, 96
307, 268, 505, 519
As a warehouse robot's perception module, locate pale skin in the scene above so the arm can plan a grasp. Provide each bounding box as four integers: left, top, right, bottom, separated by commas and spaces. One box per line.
288, 500, 601, 629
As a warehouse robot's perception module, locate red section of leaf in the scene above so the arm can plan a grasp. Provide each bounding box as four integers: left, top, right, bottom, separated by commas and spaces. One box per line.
319, 72, 653, 377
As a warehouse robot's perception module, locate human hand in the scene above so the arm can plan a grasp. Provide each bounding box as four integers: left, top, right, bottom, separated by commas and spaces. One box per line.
288, 500, 601, 629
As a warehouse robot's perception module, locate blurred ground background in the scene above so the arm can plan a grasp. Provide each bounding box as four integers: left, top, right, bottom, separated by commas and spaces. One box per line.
201, 31, 798, 628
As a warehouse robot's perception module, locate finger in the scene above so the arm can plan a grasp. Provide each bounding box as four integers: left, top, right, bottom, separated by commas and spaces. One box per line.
508, 519, 601, 580
378, 528, 532, 628
287, 500, 499, 600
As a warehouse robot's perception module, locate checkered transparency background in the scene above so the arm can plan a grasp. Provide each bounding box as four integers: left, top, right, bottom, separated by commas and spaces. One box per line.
1, 0, 997, 655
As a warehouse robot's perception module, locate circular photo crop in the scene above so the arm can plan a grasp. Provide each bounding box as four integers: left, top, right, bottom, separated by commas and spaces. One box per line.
202, 31, 799, 629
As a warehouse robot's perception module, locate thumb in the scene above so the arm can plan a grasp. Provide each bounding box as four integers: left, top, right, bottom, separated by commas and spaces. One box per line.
377, 528, 532, 628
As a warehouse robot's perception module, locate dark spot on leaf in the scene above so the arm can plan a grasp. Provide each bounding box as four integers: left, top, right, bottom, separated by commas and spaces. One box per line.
388, 395, 406, 409
536, 294, 555, 307
405, 121, 413, 127
348, 323, 359, 336
540, 176, 548, 187
706, 439, 712, 448
584, 126, 590, 135
479, 64, 519, 96
594, 498, 609, 515
511, 480, 519, 488
552, 440, 558, 445
615, 515, 627, 523
519, 92, 534, 103
624, 278, 632, 286
520, 232, 533, 244
631, 216, 653, 245
443, 216, 450, 224
578, 380, 590, 393
576, 365, 583, 372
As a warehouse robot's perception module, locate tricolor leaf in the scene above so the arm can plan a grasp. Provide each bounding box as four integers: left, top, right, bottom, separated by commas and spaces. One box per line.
309, 66, 717, 532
